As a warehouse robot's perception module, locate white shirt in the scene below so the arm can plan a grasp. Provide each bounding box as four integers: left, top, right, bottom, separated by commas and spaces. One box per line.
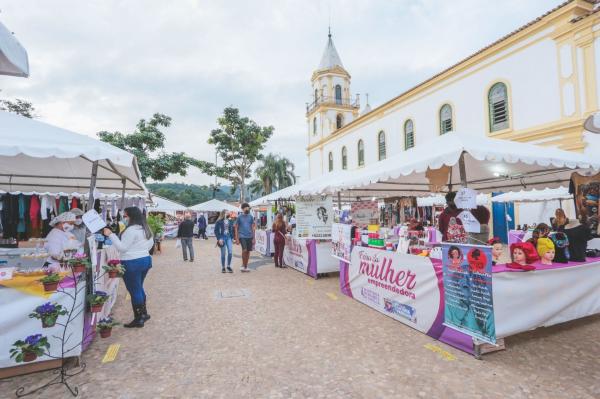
44, 228, 80, 265
109, 225, 154, 261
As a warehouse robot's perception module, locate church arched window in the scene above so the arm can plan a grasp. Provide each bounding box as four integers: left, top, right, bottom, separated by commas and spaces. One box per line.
335, 85, 342, 104
328, 152, 334, 172
378, 131, 386, 160
358, 139, 365, 166
314, 88, 318, 103
336, 114, 343, 129
341, 146, 347, 170
439, 104, 453, 134
404, 119, 414, 150
313, 117, 317, 135
488, 82, 509, 132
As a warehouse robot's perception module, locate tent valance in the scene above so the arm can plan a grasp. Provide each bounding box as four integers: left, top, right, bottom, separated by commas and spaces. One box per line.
490, 187, 572, 203
0, 112, 146, 196
0, 21, 28, 77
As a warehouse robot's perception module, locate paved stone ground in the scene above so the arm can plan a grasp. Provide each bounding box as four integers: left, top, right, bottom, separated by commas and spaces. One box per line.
1, 239, 599, 398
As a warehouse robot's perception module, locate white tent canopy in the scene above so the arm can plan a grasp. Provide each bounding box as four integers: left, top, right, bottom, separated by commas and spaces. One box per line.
190, 199, 240, 213
147, 195, 187, 215
311, 133, 600, 196
417, 193, 489, 207
491, 187, 572, 203
0, 21, 28, 77
0, 112, 146, 196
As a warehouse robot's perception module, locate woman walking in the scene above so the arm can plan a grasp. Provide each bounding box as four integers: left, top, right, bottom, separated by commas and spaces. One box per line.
272, 213, 288, 268
103, 207, 154, 328
214, 210, 234, 273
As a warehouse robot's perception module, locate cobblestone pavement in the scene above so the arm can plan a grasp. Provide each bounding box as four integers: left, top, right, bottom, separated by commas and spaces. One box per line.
2, 239, 599, 398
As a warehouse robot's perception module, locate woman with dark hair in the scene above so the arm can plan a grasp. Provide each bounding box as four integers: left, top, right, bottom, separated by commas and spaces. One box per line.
272, 213, 288, 268
103, 207, 154, 328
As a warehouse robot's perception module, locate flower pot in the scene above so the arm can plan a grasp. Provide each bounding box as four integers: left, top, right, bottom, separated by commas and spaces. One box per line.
99, 328, 112, 338
90, 303, 103, 313
108, 270, 118, 278
71, 263, 86, 273
42, 281, 58, 292
41, 318, 56, 328
23, 351, 37, 362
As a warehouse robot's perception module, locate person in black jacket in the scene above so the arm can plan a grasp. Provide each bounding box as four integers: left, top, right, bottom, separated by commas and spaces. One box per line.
177, 214, 195, 262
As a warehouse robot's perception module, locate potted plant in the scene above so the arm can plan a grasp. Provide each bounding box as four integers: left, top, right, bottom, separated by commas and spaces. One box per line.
87, 291, 109, 313
102, 260, 125, 278
96, 317, 118, 338
9, 334, 50, 363
29, 302, 68, 328
67, 253, 90, 273
39, 273, 62, 292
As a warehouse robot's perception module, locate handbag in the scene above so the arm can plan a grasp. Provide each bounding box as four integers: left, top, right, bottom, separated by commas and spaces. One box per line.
175, 239, 182, 249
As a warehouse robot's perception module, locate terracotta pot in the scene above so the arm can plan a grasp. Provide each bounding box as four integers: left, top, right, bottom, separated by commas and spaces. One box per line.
41, 318, 56, 328
23, 351, 37, 362
108, 270, 118, 278
71, 263, 86, 273
99, 328, 112, 338
43, 281, 58, 292
90, 303, 103, 313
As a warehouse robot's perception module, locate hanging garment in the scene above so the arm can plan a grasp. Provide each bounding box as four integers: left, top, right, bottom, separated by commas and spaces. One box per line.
29, 195, 41, 230
2, 194, 19, 238
58, 196, 69, 214
70, 197, 78, 210
17, 194, 26, 234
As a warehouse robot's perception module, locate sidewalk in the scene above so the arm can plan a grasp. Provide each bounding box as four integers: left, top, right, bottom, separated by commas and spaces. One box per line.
1, 239, 599, 398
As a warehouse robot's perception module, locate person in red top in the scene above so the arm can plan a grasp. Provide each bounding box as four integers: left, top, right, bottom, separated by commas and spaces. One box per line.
271, 213, 288, 268
438, 192, 462, 241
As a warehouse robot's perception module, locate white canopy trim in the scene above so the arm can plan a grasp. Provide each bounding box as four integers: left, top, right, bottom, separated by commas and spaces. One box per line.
490, 187, 572, 203
147, 195, 188, 214
0, 21, 28, 77
417, 193, 489, 207
190, 199, 241, 213
0, 112, 146, 195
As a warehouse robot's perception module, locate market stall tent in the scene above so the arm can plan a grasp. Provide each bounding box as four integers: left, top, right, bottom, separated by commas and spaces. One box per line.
147, 195, 187, 216
315, 133, 600, 197
0, 20, 28, 77
0, 112, 146, 197
490, 187, 572, 203
190, 198, 240, 213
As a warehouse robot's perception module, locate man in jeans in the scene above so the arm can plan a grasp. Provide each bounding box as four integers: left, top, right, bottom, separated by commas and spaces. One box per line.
235, 203, 256, 272
197, 213, 208, 240
177, 214, 195, 262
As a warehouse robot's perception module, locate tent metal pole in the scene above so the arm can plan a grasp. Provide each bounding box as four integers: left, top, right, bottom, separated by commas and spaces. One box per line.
120, 178, 126, 212
337, 191, 341, 210
87, 161, 99, 210
458, 151, 467, 187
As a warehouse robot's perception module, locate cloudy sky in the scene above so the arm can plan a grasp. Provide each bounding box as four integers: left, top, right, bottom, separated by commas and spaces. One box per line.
0, 0, 562, 186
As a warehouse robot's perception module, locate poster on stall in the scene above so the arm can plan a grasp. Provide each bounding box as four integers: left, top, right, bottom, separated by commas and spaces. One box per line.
331, 223, 353, 262
295, 195, 333, 239
254, 230, 270, 256
441, 243, 496, 344
283, 236, 311, 275
344, 246, 441, 334
351, 201, 380, 227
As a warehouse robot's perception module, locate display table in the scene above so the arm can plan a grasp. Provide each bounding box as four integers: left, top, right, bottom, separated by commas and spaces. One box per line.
284, 236, 339, 279
340, 246, 600, 355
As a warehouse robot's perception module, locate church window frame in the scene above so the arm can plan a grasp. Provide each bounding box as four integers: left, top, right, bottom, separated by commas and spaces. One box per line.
357, 139, 365, 167
404, 119, 415, 150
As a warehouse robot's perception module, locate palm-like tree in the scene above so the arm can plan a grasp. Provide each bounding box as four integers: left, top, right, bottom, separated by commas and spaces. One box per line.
254, 154, 296, 195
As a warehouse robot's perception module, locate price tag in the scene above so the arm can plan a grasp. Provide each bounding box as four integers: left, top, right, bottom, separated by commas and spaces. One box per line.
458, 210, 481, 233
455, 187, 478, 210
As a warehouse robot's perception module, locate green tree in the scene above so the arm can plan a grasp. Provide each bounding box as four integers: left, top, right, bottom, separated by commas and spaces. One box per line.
195, 107, 274, 202
254, 153, 296, 195
97, 113, 195, 182
248, 179, 265, 199
0, 98, 36, 118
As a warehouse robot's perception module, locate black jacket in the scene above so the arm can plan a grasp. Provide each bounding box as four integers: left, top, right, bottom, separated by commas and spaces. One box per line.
177, 220, 195, 238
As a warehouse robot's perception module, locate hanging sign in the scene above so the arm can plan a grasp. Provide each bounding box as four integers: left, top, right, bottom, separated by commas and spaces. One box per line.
295, 195, 333, 239
441, 243, 496, 344
454, 187, 478, 210
351, 201, 380, 227
331, 223, 353, 262
82, 209, 107, 233
457, 210, 481, 233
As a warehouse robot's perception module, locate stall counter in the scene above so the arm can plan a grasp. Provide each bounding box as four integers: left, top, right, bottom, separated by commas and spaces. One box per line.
284, 235, 338, 279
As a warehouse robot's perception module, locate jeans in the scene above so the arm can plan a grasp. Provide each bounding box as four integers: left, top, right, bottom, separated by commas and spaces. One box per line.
219, 236, 233, 268
199, 228, 207, 239
274, 238, 285, 266
122, 256, 152, 306
181, 237, 194, 260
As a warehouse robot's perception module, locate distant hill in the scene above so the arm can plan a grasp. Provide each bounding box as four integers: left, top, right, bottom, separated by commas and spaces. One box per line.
147, 182, 252, 206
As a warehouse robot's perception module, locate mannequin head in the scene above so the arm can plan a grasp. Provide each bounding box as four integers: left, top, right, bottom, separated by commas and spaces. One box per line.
512, 248, 527, 265
488, 237, 503, 262
536, 237, 555, 265
510, 242, 539, 265
555, 209, 567, 227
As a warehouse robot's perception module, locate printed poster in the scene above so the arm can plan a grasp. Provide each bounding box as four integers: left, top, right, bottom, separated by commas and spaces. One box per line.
331, 223, 353, 263
442, 243, 496, 344
295, 195, 333, 239
351, 201, 380, 227
254, 230, 269, 256
283, 236, 310, 274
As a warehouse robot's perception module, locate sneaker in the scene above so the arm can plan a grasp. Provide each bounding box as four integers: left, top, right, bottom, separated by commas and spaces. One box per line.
190, 259, 194, 262
226, 267, 233, 273
241, 267, 250, 272
222, 268, 226, 273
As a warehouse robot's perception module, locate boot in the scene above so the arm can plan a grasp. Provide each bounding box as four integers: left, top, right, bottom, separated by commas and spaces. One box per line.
123, 304, 145, 328
141, 301, 151, 322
